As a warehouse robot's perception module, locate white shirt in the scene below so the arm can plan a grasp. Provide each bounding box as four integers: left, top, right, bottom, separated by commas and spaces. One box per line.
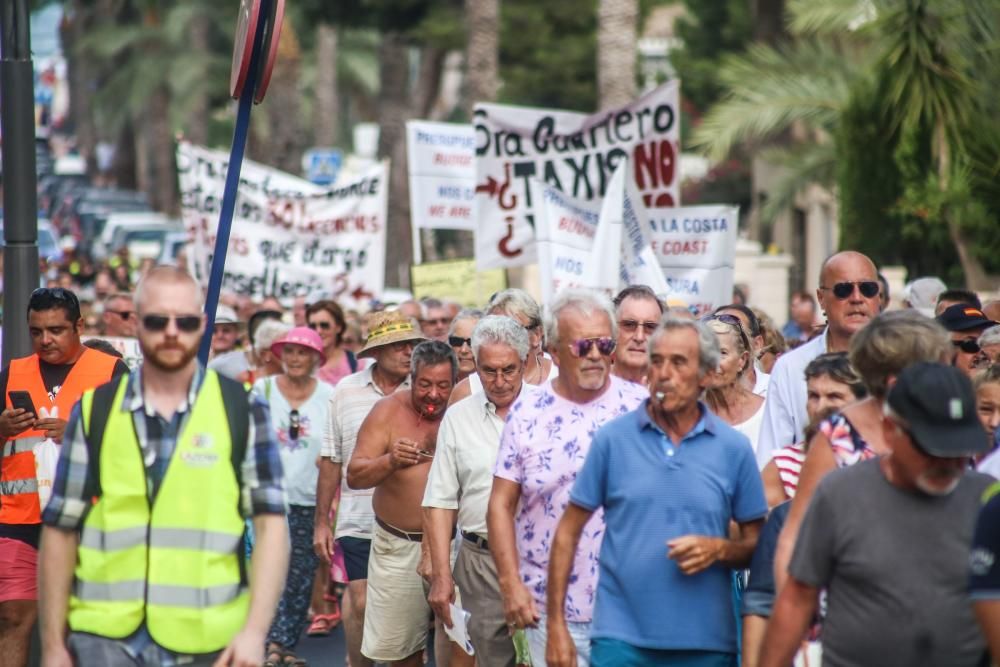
422, 388, 534, 536
733, 400, 766, 456
322, 365, 410, 539
755, 329, 829, 468
752, 368, 770, 397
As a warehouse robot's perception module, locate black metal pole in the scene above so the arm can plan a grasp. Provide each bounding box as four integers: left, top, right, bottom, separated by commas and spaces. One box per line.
0, 0, 40, 364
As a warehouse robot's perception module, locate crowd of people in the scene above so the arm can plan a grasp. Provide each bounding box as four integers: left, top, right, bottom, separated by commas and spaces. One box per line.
0, 250, 999, 667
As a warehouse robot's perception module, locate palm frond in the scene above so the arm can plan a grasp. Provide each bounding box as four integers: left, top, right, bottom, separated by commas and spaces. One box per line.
757, 142, 838, 224
786, 0, 875, 36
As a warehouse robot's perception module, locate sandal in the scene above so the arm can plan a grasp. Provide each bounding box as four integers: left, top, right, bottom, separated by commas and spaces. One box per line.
306, 612, 341, 636
282, 653, 308, 666
264, 645, 286, 667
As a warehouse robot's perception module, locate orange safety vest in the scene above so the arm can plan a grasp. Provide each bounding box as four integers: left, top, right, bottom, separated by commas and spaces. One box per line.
0, 348, 119, 525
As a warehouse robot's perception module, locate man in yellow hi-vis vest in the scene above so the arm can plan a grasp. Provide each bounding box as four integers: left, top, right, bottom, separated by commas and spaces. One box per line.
37, 266, 289, 667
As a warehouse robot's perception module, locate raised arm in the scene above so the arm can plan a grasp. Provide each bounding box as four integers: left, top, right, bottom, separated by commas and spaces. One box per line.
346, 399, 416, 489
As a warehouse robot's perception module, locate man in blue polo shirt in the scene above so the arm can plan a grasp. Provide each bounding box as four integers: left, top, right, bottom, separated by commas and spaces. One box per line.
546, 317, 767, 667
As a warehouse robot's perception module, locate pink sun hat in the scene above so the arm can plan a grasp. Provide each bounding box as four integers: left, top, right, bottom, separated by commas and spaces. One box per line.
271, 326, 327, 365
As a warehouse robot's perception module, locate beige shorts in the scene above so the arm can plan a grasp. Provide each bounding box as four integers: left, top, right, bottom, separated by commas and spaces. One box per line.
361, 524, 431, 662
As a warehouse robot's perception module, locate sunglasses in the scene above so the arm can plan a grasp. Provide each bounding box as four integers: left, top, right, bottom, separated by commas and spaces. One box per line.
289, 409, 300, 440
141, 313, 202, 333
308, 321, 332, 331
449, 335, 472, 348
820, 281, 880, 300
953, 338, 981, 354
568, 337, 617, 358
109, 310, 134, 321
619, 319, 658, 335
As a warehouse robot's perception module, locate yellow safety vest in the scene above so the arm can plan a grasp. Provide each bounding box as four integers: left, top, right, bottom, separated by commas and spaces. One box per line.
68, 371, 250, 654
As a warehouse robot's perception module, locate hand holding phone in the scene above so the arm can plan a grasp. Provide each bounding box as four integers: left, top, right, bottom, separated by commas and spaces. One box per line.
1, 391, 38, 439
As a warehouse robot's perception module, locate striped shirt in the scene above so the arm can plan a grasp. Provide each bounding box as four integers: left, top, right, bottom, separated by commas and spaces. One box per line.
772, 442, 807, 499
43, 365, 285, 530
322, 364, 409, 540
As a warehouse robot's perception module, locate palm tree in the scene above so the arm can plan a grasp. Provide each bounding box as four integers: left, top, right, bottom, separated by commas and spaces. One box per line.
596, 0, 637, 109
464, 0, 499, 115
313, 22, 340, 146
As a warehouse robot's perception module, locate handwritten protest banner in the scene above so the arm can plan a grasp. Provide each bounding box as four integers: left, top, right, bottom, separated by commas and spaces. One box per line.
406, 121, 476, 231
473, 81, 680, 270
177, 142, 387, 309
410, 259, 507, 307
85, 337, 142, 369
648, 205, 739, 317
533, 180, 603, 306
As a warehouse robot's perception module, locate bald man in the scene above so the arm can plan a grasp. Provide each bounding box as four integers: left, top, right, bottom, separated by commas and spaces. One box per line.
755, 251, 881, 466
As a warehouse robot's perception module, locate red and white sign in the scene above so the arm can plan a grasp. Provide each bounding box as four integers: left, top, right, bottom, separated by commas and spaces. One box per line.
406, 121, 476, 231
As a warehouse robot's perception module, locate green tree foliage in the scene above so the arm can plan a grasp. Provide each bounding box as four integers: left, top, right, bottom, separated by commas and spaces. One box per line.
498, 0, 597, 111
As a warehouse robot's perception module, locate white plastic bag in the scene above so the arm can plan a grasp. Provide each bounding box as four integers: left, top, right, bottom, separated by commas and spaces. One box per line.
33, 406, 60, 510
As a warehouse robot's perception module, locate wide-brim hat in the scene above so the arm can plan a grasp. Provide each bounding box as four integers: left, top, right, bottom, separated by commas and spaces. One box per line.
271, 326, 327, 366
358, 311, 426, 359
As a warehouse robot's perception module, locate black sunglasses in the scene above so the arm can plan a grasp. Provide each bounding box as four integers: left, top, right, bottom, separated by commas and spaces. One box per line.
108, 310, 134, 321
820, 281, 880, 300
289, 409, 300, 440
141, 313, 202, 333
308, 321, 333, 331
953, 338, 981, 354
448, 335, 472, 348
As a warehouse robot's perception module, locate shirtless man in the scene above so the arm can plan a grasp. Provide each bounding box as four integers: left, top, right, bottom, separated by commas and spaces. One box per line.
347, 340, 458, 667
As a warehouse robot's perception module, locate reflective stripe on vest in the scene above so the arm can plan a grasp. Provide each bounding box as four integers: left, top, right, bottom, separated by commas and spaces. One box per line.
68, 371, 250, 653
1, 349, 119, 525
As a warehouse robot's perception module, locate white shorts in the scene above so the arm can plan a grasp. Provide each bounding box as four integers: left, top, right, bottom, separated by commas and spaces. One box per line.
361, 524, 431, 661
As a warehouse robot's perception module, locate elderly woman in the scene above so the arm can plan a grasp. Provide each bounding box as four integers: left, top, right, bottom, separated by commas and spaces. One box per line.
448, 308, 484, 382
306, 299, 358, 386
977, 325, 1000, 369
773, 310, 952, 587
253, 319, 292, 379
704, 315, 766, 454
256, 327, 336, 667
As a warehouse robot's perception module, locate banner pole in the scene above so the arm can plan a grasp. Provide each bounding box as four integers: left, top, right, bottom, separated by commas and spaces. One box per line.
198, 0, 270, 365
412, 222, 423, 266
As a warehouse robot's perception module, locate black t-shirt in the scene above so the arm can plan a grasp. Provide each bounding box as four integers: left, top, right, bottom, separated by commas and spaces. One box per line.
0, 354, 129, 548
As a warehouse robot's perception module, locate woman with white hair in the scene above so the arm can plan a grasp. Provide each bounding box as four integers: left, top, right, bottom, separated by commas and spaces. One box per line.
253, 319, 292, 379
703, 314, 766, 453
448, 308, 484, 382
256, 327, 336, 667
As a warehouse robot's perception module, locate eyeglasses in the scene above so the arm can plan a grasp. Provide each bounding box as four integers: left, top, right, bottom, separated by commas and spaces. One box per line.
480, 365, 520, 382
953, 338, 981, 354
308, 321, 332, 331
568, 337, 616, 358
140, 313, 202, 333
619, 319, 658, 335
820, 281, 880, 300
109, 310, 134, 321
449, 335, 472, 348
289, 409, 300, 440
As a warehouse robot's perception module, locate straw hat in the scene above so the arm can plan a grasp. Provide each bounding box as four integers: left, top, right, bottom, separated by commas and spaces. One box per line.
358, 311, 426, 359
271, 326, 327, 365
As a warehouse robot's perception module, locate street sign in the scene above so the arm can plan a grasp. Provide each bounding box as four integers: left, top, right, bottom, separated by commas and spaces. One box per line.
302, 147, 343, 186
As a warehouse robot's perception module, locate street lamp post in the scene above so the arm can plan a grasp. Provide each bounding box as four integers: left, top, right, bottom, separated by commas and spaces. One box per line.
0, 0, 40, 362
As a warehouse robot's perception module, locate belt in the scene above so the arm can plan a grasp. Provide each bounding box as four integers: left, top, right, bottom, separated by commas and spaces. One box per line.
461, 531, 489, 550
375, 517, 423, 542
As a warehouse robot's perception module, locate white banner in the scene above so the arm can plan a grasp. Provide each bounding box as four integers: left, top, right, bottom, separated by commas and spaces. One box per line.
177, 142, 388, 309
648, 205, 739, 317
534, 181, 602, 306
474, 81, 681, 269
406, 121, 477, 231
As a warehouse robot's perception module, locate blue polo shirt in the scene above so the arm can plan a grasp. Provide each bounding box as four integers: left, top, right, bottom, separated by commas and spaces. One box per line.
570, 400, 767, 653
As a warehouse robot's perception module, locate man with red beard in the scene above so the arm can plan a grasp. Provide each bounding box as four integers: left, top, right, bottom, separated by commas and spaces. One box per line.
38, 265, 289, 667
347, 340, 457, 667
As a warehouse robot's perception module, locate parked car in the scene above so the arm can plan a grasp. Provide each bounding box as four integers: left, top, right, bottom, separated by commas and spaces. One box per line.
0, 218, 64, 264
93, 212, 179, 261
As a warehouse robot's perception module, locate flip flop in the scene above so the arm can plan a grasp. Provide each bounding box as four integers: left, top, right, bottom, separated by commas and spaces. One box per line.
306, 612, 341, 636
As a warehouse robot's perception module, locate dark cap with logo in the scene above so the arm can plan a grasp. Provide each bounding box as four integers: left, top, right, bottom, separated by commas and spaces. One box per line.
886, 362, 991, 457
936, 304, 996, 332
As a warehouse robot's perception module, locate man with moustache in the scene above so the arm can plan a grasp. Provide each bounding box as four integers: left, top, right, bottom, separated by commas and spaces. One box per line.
488, 289, 647, 666
546, 317, 766, 667
37, 266, 289, 667
756, 251, 882, 466
424, 316, 534, 667
347, 340, 458, 666
611, 285, 664, 385
760, 363, 993, 667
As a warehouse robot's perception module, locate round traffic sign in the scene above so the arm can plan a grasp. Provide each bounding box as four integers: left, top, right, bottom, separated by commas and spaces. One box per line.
229, 0, 263, 99
254, 0, 286, 104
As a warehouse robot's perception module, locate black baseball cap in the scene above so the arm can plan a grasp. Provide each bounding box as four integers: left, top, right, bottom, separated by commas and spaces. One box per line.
886, 362, 990, 457
936, 304, 996, 332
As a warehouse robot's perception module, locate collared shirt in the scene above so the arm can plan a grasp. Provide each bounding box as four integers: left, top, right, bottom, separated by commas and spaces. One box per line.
41, 365, 285, 665
423, 387, 536, 536
322, 364, 410, 540
494, 376, 648, 623
755, 328, 829, 468
570, 401, 767, 652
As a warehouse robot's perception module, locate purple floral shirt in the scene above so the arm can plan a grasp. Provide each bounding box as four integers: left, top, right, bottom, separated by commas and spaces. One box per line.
494, 376, 647, 622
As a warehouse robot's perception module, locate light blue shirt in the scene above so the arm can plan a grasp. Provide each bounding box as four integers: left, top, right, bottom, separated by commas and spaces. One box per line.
755, 328, 829, 468
570, 401, 767, 653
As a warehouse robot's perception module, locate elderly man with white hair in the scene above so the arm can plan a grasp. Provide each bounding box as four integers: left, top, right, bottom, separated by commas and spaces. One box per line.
423, 315, 534, 667
487, 289, 648, 666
